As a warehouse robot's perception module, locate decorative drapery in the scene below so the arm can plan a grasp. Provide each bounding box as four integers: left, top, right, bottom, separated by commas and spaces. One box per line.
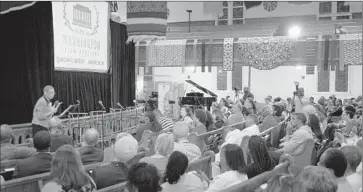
0, 1, 36, 15
237, 37, 294, 70
339, 33, 362, 66
147, 40, 187, 67
126, 1, 168, 42
223, 38, 234, 71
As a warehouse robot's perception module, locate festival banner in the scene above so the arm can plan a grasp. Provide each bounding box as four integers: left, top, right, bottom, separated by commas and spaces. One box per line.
52, 2, 109, 72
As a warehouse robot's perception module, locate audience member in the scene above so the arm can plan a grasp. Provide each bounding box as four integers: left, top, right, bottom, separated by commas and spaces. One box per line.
212, 109, 225, 129
294, 87, 309, 113
78, 128, 104, 165
343, 105, 358, 135
318, 148, 354, 192
242, 87, 254, 101
309, 97, 316, 105
173, 122, 201, 162
227, 103, 245, 131
103, 132, 132, 163
277, 113, 313, 154
205, 110, 216, 131
207, 144, 248, 192
245, 136, 278, 179
313, 123, 341, 165
0, 124, 35, 161
14, 131, 52, 178
244, 98, 256, 115
154, 109, 174, 131
180, 106, 194, 127
42, 145, 96, 192
340, 145, 363, 192
298, 166, 338, 192
219, 98, 229, 114
128, 163, 162, 192
264, 173, 296, 192
307, 113, 323, 143
140, 133, 174, 175
135, 111, 162, 142
192, 109, 208, 134
259, 105, 278, 132
162, 151, 206, 192
49, 117, 72, 152
91, 134, 138, 189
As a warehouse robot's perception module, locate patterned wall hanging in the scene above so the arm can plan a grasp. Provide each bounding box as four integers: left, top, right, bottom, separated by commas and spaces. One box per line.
238, 36, 293, 70
340, 33, 362, 66
317, 60, 330, 92
147, 40, 187, 67
217, 66, 227, 91
223, 38, 234, 71
232, 65, 243, 90
335, 65, 348, 92
127, 2, 168, 42
263, 1, 278, 11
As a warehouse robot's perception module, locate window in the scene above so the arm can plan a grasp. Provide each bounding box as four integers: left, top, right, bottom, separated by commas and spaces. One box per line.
319, 2, 332, 14
232, 1, 244, 25
218, 1, 244, 26
218, 1, 228, 25
336, 15, 350, 20
352, 12, 362, 19
337, 1, 349, 13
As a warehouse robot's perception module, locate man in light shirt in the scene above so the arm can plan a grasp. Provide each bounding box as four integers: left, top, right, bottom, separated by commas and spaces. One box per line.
276, 113, 313, 154
172, 122, 201, 162
293, 87, 309, 113
340, 145, 362, 192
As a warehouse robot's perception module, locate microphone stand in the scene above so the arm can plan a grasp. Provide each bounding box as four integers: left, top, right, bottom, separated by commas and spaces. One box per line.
76, 105, 80, 145
101, 107, 105, 150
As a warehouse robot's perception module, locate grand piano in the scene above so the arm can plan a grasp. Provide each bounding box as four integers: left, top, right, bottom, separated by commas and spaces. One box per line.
179, 80, 217, 110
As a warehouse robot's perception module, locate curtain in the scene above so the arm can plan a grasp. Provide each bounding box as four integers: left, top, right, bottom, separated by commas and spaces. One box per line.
110, 21, 136, 108
0, 2, 53, 124
53, 72, 111, 113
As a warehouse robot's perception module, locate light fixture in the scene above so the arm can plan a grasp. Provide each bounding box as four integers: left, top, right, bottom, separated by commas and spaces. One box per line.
296, 65, 303, 70
288, 26, 301, 38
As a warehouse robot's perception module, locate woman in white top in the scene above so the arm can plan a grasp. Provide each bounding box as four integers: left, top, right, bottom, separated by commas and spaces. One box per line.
161, 151, 206, 192
180, 106, 194, 128
206, 144, 248, 192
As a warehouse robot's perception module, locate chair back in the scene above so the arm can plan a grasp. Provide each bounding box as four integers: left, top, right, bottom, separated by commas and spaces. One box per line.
0, 162, 105, 192
1, 159, 20, 171
96, 182, 129, 192
289, 138, 315, 172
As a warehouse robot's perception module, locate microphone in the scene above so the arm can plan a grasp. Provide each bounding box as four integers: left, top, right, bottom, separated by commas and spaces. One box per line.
117, 102, 124, 110
98, 100, 106, 111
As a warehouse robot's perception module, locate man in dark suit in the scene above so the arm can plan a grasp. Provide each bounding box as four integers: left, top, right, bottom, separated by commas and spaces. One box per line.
90, 135, 138, 189
49, 117, 73, 152
31, 85, 61, 136
13, 131, 52, 178
78, 128, 104, 165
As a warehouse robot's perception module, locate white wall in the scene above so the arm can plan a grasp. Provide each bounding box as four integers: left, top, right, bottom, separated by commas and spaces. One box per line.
152, 65, 362, 103
245, 2, 318, 19
167, 2, 215, 23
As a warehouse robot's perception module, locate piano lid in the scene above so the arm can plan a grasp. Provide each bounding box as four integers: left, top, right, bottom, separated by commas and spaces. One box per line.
185, 80, 217, 97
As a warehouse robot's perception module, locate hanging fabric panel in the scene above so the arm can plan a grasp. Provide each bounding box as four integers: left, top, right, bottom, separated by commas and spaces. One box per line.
126, 1, 168, 42
340, 33, 362, 66
217, 66, 227, 90
223, 38, 234, 71
147, 40, 187, 67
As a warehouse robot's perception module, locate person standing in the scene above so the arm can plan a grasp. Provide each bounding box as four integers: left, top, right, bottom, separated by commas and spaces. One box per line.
32, 85, 61, 136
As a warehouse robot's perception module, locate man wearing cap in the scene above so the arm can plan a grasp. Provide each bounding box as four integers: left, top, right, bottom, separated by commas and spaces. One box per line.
13, 131, 52, 178
90, 135, 138, 189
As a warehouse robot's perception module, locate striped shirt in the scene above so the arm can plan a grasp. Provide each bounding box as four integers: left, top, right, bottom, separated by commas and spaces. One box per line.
157, 117, 174, 130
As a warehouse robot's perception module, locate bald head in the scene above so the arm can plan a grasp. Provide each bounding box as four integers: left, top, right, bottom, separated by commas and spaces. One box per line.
82, 128, 99, 146
0, 124, 12, 143
173, 122, 189, 139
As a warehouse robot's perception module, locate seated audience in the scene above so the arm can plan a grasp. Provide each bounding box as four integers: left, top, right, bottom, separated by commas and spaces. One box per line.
49, 117, 72, 152
318, 148, 354, 192
207, 144, 248, 192
128, 163, 162, 192
205, 110, 216, 131
314, 124, 341, 165
340, 145, 363, 192
103, 132, 132, 163
135, 111, 162, 142
78, 128, 104, 165
14, 131, 52, 178
277, 113, 313, 154
173, 122, 201, 162
162, 151, 206, 192
154, 109, 174, 131
227, 103, 245, 131
307, 113, 323, 143
90, 134, 138, 189
343, 105, 358, 135
180, 106, 194, 128
212, 109, 225, 129
264, 173, 296, 192
245, 135, 278, 179
1, 124, 35, 161
259, 105, 278, 132
42, 145, 96, 192
192, 109, 208, 134
298, 166, 338, 192
272, 103, 285, 122
140, 133, 174, 175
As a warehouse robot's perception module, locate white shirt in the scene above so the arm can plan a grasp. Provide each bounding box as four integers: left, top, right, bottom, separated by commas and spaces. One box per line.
173, 139, 201, 162
162, 172, 205, 192
224, 124, 260, 148
206, 170, 248, 192
294, 96, 309, 113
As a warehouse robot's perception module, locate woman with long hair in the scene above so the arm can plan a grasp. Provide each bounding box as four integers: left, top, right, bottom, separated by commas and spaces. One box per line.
206, 144, 248, 192
245, 136, 278, 179
219, 98, 229, 114
162, 151, 206, 192
180, 106, 194, 128
41, 145, 96, 192
313, 123, 341, 165
135, 111, 163, 142
128, 163, 162, 192
307, 114, 323, 144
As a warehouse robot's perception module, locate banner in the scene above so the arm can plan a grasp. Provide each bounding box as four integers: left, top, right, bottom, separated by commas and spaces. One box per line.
52, 2, 109, 73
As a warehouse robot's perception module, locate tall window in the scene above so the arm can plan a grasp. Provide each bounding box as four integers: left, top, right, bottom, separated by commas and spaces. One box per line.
337, 1, 349, 13
232, 1, 244, 25
218, 1, 244, 26
218, 1, 228, 25
319, 2, 332, 14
